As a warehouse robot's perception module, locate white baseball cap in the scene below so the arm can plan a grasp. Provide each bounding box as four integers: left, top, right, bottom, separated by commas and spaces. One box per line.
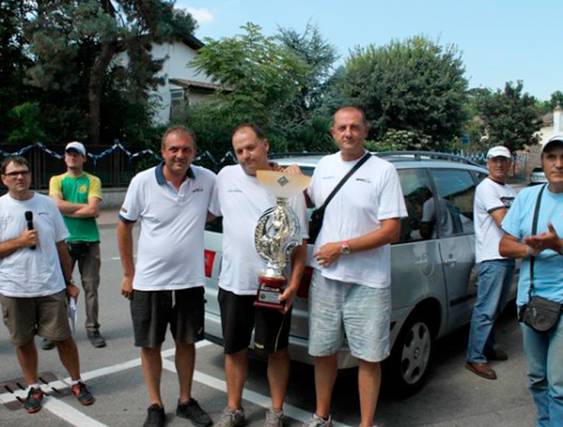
542, 134, 563, 154
486, 146, 512, 159
65, 141, 86, 157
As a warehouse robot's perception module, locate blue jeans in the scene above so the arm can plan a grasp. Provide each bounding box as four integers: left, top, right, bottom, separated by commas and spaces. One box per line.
466, 259, 514, 363
520, 317, 563, 427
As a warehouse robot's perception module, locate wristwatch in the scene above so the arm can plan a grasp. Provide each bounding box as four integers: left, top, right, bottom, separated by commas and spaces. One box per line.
340, 241, 351, 255
65, 278, 75, 286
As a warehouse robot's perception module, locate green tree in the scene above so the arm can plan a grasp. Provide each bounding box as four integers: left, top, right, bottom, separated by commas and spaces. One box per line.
191, 23, 309, 132
24, 1, 196, 145
471, 81, 541, 152
339, 36, 468, 150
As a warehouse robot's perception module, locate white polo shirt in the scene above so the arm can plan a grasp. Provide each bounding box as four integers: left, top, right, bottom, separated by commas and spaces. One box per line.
0, 193, 68, 297
119, 164, 216, 291
307, 152, 407, 288
209, 165, 309, 295
474, 177, 516, 263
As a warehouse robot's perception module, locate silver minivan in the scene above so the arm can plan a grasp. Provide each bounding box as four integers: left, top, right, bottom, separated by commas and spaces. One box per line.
202, 151, 515, 396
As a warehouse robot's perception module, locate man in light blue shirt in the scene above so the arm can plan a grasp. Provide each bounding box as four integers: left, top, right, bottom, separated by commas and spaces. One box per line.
500, 135, 563, 427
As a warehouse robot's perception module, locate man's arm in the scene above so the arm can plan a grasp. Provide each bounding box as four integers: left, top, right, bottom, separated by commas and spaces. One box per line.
499, 234, 536, 259
279, 240, 308, 311
56, 240, 80, 299
116, 220, 136, 299
314, 218, 400, 267
52, 193, 100, 218
0, 229, 38, 258
489, 207, 508, 228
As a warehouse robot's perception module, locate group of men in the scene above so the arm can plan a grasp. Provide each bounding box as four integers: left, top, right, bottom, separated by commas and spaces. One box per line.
466, 136, 563, 427
0, 104, 560, 427
114, 105, 405, 427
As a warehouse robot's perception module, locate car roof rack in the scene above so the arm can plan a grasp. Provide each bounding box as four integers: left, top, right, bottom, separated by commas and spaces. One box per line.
374, 151, 481, 166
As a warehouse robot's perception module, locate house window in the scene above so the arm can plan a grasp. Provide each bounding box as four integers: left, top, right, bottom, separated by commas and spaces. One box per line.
170, 89, 187, 120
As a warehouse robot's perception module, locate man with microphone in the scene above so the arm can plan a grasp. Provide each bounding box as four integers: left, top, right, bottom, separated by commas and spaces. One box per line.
0, 156, 95, 414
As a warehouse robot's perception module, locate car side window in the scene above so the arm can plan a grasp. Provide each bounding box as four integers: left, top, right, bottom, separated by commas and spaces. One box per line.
429, 169, 476, 237
397, 169, 437, 242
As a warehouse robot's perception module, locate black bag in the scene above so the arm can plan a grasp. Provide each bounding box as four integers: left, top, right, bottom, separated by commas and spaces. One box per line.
308, 153, 371, 243
67, 242, 90, 259
519, 184, 562, 332
519, 296, 562, 332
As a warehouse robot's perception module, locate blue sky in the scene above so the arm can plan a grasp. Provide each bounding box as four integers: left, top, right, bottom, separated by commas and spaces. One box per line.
176, 0, 562, 102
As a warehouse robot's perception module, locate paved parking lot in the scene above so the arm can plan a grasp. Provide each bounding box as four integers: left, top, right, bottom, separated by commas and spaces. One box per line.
0, 221, 538, 427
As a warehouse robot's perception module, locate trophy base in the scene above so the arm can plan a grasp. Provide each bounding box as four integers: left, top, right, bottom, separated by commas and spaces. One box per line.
254, 276, 286, 310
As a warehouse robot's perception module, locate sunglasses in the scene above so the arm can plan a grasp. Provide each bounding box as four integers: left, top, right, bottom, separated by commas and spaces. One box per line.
3, 170, 31, 177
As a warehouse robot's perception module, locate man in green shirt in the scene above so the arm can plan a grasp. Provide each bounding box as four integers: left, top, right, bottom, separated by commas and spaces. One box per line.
48, 141, 105, 348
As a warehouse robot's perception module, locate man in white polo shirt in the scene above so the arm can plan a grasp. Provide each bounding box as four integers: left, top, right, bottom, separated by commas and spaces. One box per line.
305, 106, 407, 427
209, 124, 308, 427
465, 145, 516, 380
117, 126, 215, 427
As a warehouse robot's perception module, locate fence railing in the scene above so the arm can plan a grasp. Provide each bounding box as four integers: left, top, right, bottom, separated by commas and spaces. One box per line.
0, 142, 529, 190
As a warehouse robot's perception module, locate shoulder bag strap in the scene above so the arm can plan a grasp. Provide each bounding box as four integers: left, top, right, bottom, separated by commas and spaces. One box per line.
317, 152, 371, 211
528, 184, 547, 299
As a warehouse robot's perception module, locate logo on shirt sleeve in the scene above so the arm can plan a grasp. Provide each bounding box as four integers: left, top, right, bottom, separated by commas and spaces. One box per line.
500, 196, 514, 208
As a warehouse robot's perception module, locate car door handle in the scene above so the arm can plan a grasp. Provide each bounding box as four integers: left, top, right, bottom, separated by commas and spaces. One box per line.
444, 256, 457, 267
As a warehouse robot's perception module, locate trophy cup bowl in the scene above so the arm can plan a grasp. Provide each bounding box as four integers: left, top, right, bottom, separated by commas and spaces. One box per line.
254, 170, 310, 310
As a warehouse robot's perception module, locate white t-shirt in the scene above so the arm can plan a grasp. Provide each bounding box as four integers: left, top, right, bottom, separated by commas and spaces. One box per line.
119, 164, 216, 291
307, 152, 407, 288
209, 165, 309, 295
474, 177, 516, 263
0, 193, 68, 297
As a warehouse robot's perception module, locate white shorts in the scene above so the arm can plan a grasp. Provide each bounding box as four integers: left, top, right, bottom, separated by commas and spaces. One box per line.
308, 270, 391, 362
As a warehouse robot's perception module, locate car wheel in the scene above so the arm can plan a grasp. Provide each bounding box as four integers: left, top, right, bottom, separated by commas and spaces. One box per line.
385, 314, 433, 397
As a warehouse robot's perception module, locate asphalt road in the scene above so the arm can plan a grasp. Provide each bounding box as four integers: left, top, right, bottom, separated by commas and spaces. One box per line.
0, 222, 538, 427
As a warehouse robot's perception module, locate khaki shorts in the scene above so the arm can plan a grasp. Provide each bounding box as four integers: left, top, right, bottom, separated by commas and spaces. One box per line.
0, 290, 71, 346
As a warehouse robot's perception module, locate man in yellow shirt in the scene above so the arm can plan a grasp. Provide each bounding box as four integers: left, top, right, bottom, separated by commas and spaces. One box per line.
48, 141, 105, 349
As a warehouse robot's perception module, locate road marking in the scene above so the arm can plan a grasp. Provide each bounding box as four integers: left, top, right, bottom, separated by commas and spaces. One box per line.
162, 359, 351, 427
43, 396, 107, 427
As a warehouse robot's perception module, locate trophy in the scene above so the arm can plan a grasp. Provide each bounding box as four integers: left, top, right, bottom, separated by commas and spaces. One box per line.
254, 170, 310, 310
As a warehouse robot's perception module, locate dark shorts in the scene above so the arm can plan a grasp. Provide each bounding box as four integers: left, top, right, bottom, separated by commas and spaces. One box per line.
0, 291, 71, 346
130, 287, 205, 348
218, 288, 291, 355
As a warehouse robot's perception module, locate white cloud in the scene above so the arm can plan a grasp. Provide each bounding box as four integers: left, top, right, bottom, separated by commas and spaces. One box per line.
185, 7, 214, 24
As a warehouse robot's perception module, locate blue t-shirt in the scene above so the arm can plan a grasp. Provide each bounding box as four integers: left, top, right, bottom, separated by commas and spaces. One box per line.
502, 184, 563, 306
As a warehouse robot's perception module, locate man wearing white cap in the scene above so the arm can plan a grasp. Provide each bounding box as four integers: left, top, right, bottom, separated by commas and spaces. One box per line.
500, 135, 563, 426
465, 145, 516, 380
48, 141, 105, 349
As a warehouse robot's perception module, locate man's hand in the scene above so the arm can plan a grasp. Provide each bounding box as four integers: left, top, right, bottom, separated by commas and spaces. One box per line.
66, 283, 80, 299
523, 223, 562, 254
279, 284, 299, 313
121, 276, 134, 299
282, 164, 304, 176
19, 229, 38, 248
313, 242, 342, 267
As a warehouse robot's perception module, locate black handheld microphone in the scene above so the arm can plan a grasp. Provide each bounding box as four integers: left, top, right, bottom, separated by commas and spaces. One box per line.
24, 211, 36, 250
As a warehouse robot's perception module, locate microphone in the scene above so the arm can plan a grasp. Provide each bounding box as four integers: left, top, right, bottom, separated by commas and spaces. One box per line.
24, 211, 36, 250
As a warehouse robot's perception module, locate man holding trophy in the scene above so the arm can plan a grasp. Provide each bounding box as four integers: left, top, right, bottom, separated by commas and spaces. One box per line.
209, 124, 308, 427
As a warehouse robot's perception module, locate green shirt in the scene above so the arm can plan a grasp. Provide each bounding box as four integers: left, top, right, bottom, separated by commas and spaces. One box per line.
49, 172, 102, 242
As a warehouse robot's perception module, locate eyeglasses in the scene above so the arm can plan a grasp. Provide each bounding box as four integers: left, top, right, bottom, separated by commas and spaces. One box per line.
3, 170, 31, 177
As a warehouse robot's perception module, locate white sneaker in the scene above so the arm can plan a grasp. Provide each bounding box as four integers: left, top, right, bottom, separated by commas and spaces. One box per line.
303, 414, 333, 427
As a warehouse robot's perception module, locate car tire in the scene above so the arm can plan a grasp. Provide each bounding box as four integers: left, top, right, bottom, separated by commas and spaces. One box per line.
385, 313, 433, 397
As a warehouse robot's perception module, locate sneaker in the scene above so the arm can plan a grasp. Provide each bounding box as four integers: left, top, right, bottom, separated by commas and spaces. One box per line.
264, 408, 285, 427
176, 398, 212, 427
215, 406, 246, 427
40, 338, 55, 351
23, 387, 44, 414
144, 404, 166, 427
303, 414, 333, 427
71, 381, 95, 405
87, 330, 106, 348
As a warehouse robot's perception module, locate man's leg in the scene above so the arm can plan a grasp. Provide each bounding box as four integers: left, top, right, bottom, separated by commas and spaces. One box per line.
466, 261, 506, 364
77, 243, 102, 334
546, 318, 563, 424
521, 322, 550, 426
141, 346, 163, 406
314, 354, 338, 419
268, 348, 290, 411
225, 349, 248, 410
55, 337, 81, 380
175, 342, 195, 403
16, 340, 39, 385
358, 360, 381, 427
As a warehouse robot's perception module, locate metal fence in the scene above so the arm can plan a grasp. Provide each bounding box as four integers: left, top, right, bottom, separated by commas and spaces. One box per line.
1, 142, 530, 190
